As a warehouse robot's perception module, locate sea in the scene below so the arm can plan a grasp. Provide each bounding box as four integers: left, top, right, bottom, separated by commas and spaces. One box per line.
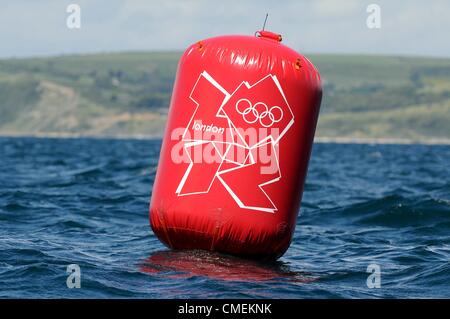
0, 137, 449, 298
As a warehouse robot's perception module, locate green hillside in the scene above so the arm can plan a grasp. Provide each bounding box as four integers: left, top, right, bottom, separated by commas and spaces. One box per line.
0, 52, 449, 141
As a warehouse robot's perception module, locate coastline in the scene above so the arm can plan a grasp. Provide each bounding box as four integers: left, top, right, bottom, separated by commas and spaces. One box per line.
314, 136, 450, 145
1, 132, 449, 145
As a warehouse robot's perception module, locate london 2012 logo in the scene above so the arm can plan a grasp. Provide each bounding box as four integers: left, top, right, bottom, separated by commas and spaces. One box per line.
174, 71, 294, 213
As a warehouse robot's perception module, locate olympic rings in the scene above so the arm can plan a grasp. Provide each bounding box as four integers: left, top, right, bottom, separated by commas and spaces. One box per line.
235, 98, 283, 127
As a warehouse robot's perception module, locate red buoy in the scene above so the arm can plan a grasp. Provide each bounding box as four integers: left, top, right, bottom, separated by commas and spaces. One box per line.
149, 30, 322, 259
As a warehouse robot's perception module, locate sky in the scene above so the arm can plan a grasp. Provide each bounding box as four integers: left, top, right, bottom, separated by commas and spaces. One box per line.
1, 0, 449, 58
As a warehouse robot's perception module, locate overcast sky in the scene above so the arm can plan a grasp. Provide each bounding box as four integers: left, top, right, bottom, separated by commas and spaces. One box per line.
1, 0, 449, 58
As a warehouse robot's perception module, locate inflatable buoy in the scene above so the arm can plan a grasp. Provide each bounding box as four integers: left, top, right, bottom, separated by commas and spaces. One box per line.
149, 30, 322, 259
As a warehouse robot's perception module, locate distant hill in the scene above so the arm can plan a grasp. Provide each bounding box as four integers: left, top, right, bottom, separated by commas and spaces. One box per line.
0, 52, 449, 142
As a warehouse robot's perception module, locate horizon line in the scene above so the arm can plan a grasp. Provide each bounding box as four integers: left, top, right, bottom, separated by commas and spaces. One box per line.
1, 49, 450, 61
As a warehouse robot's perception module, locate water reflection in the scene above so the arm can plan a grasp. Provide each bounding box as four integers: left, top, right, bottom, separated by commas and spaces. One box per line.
141, 250, 315, 283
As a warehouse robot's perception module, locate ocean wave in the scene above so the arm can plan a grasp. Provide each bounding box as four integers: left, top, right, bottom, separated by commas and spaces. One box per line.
1, 138, 449, 298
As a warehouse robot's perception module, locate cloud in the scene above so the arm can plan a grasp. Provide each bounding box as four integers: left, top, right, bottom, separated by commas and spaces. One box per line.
0, 0, 449, 58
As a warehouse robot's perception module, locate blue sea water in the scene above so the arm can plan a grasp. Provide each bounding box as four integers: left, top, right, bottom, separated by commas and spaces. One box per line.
0, 137, 449, 298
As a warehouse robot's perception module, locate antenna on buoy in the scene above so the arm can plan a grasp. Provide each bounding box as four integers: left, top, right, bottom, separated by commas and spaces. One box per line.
262, 13, 269, 31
